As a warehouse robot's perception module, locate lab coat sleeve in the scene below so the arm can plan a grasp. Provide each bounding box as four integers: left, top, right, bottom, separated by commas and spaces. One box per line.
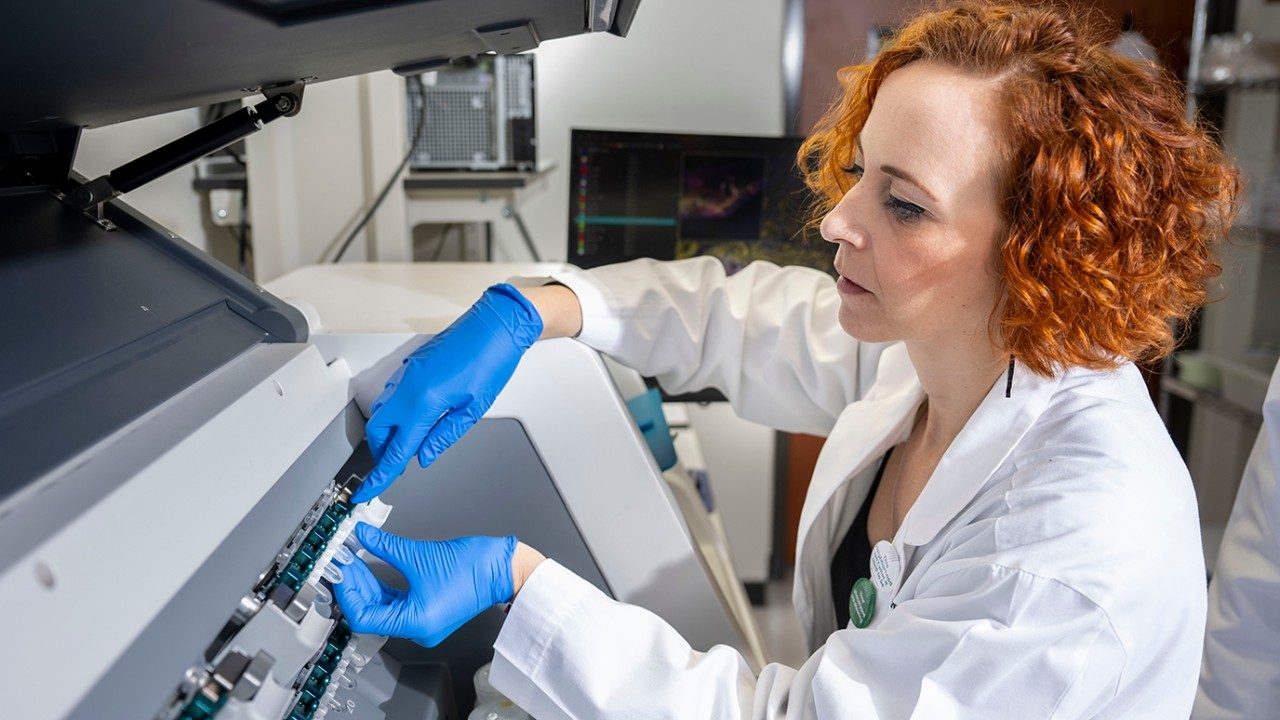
489, 560, 1125, 719
1194, 362, 1280, 720
548, 257, 863, 436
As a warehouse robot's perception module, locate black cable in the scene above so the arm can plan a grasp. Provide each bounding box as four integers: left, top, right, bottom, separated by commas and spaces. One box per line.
332, 76, 429, 263
237, 184, 252, 276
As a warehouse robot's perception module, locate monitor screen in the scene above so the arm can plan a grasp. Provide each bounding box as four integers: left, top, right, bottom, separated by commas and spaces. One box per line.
568, 129, 832, 275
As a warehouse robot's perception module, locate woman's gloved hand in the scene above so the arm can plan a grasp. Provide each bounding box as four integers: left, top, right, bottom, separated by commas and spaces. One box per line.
333, 523, 517, 648
352, 283, 543, 503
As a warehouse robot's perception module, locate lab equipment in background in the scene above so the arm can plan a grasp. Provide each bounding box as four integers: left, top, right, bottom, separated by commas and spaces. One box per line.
605, 354, 768, 649
401, 163, 555, 263
570, 132, 795, 596
625, 388, 678, 471
568, 128, 830, 274
191, 113, 252, 277
601, 352, 774, 614
660, 403, 770, 666
407, 55, 537, 172
209, 188, 245, 228
1175, 351, 1224, 392
1196, 34, 1280, 88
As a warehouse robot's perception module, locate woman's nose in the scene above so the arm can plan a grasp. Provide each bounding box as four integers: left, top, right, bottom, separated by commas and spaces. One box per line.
820, 191, 867, 250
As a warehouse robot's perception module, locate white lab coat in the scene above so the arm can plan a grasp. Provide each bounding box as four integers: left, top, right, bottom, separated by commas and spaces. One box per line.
1194, 360, 1280, 719
489, 257, 1207, 719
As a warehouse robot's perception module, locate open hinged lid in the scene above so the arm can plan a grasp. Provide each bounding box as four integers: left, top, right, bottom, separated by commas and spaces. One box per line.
0, 0, 642, 508
0, 183, 314, 507
0, 0, 639, 133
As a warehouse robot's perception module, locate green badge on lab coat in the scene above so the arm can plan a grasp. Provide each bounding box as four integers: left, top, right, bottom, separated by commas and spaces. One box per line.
850, 577, 876, 628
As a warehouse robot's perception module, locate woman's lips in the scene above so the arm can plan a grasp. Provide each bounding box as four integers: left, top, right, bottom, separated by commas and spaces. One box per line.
836, 275, 870, 296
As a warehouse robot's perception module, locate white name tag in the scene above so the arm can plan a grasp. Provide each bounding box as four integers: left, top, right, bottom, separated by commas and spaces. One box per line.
869, 541, 902, 623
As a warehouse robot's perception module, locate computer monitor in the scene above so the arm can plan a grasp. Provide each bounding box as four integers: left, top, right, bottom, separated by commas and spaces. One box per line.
568, 129, 832, 274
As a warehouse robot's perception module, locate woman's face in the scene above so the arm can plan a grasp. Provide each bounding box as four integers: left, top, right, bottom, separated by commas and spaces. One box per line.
823, 60, 1008, 346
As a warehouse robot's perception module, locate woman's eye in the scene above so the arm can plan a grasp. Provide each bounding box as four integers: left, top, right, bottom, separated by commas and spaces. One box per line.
886, 195, 926, 222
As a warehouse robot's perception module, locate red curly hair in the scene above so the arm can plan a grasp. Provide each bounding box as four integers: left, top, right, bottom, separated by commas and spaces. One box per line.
799, 1, 1239, 377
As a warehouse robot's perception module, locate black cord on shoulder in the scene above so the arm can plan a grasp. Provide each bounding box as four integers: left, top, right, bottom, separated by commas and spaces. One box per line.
332, 76, 430, 263
1005, 356, 1015, 398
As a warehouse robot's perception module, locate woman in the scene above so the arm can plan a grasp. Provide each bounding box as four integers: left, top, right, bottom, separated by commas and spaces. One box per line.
336, 2, 1238, 716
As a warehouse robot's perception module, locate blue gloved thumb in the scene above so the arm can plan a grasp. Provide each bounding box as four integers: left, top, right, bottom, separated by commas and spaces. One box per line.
332, 554, 405, 637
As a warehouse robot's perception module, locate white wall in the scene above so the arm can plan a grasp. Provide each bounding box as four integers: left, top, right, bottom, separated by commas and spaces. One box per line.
74, 109, 208, 251
246, 72, 409, 282
519, 0, 787, 262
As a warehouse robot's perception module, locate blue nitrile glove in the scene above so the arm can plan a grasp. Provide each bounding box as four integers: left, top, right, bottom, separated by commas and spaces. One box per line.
333, 523, 517, 647
353, 283, 542, 503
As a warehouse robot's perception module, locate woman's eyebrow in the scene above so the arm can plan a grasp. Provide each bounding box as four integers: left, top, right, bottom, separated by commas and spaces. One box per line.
857, 140, 939, 203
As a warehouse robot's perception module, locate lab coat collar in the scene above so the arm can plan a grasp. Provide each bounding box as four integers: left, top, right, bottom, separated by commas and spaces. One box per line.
796, 343, 923, 553
899, 358, 1062, 546
793, 349, 1063, 645
792, 343, 921, 644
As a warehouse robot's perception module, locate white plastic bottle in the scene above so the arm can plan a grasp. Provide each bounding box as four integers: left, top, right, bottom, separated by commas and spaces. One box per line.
473, 662, 503, 706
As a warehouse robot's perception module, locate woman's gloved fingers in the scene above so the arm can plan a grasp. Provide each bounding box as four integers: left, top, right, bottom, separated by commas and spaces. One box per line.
334, 573, 404, 637
417, 407, 481, 468
423, 618, 471, 648
333, 553, 416, 637
333, 557, 383, 622
356, 401, 405, 502
354, 422, 429, 503
331, 529, 523, 649
363, 419, 393, 469
348, 599, 407, 638
363, 394, 406, 468
368, 375, 405, 416
352, 522, 417, 578
350, 455, 391, 504
334, 553, 383, 602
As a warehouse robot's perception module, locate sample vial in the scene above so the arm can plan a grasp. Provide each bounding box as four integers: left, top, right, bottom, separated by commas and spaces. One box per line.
343, 533, 363, 554
332, 544, 355, 566
322, 562, 344, 584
